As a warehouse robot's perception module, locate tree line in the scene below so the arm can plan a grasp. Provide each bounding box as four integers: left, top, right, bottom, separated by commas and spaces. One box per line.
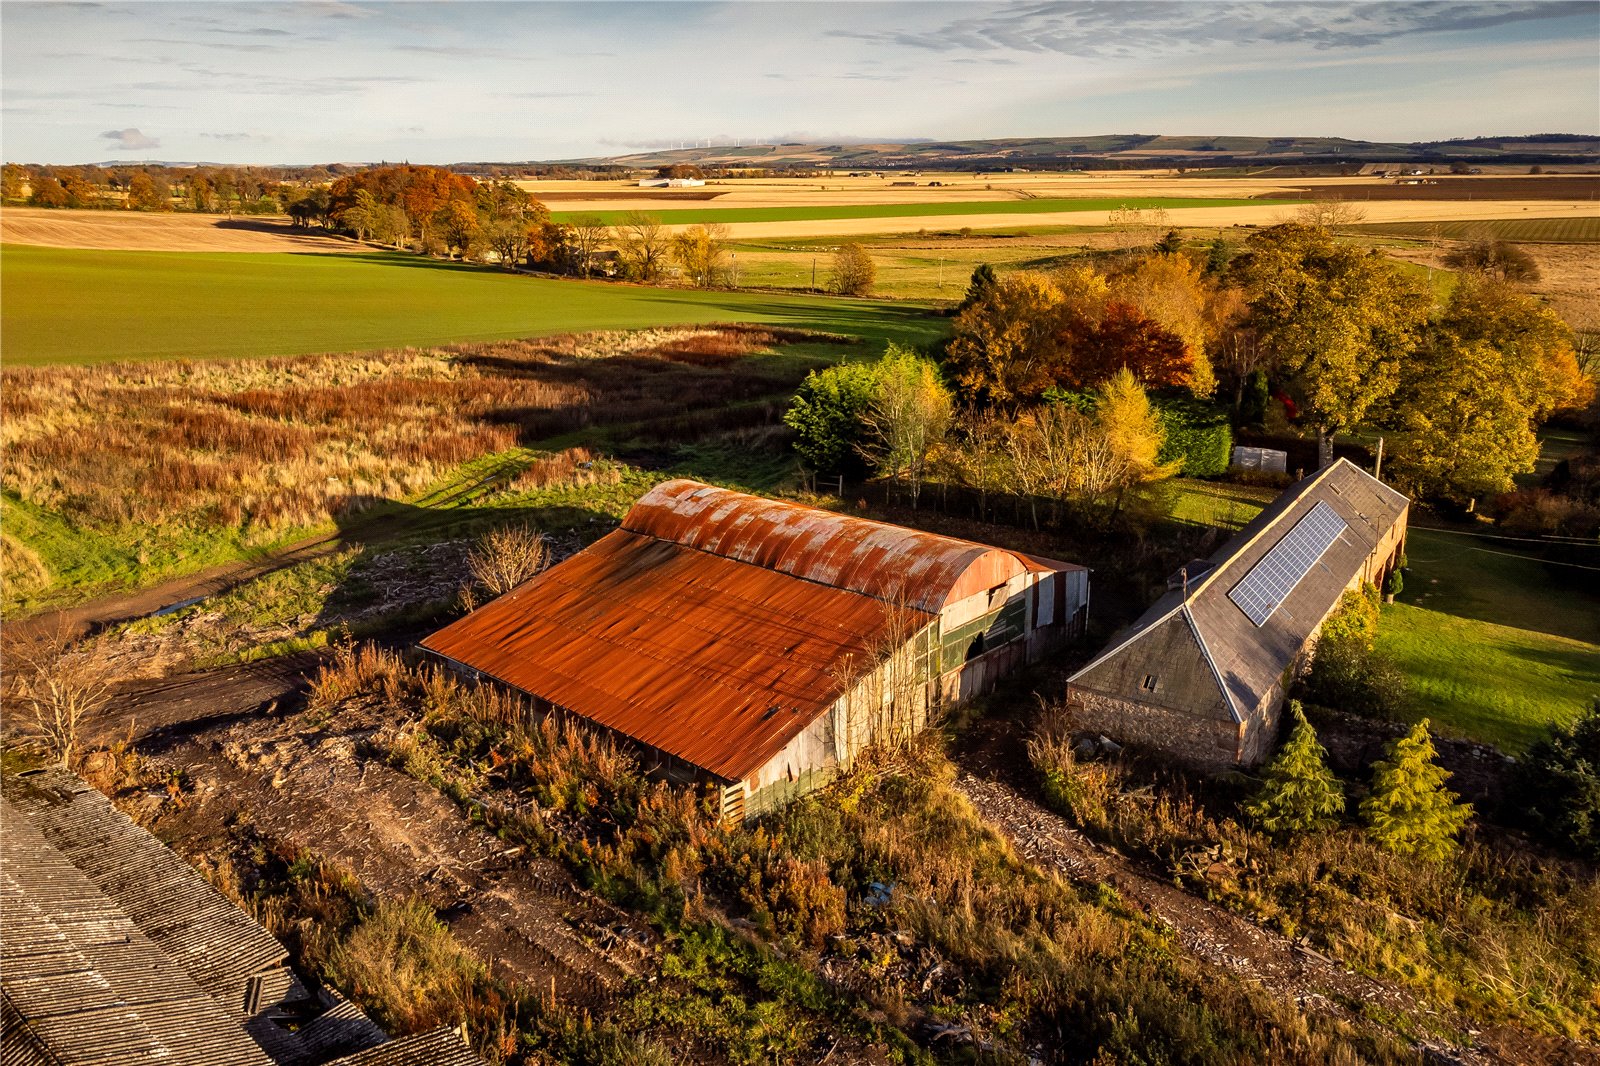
800, 220, 1591, 520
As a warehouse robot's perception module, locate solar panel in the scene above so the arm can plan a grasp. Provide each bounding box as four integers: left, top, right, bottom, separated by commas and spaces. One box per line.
1228, 501, 1348, 627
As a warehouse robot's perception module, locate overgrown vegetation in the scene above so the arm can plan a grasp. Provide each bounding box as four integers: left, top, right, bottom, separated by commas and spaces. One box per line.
1, 326, 837, 610
294, 644, 1419, 1063
1029, 712, 1600, 1041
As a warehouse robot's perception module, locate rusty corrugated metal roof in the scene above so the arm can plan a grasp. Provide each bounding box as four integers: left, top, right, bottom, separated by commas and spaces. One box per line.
624, 480, 1032, 613
423, 529, 928, 782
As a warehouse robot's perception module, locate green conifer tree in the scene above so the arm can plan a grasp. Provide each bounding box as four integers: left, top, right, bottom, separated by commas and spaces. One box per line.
1360, 719, 1472, 862
1245, 701, 1345, 835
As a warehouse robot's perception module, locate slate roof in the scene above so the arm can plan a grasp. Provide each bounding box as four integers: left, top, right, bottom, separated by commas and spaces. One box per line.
1070, 459, 1408, 722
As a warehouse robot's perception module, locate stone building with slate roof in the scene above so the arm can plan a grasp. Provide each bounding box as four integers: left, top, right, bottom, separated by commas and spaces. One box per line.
1066, 459, 1408, 771
0, 767, 483, 1066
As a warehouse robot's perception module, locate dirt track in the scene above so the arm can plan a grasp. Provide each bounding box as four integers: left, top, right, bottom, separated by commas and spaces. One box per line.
120, 674, 653, 1008
0, 206, 367, 253
7, 532, 344, 647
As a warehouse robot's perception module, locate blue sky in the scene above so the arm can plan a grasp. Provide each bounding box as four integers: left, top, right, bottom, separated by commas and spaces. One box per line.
3, 1, 1596, 164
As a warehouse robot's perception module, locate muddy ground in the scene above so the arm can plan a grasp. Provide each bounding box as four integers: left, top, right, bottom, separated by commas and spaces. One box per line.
117, 674, 653, 1010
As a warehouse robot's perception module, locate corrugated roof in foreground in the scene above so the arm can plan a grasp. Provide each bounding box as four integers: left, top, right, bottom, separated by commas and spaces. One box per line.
1, 792, 276, 1066
424, 528, 926, 781
327, 1027, 483, 1066
5, 769, 290, 1010
625, 480, 1036, 613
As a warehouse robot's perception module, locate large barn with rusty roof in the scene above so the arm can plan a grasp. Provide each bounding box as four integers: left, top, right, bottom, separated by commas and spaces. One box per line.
1065, 459, 1408, 772
423, 479, 1088, 820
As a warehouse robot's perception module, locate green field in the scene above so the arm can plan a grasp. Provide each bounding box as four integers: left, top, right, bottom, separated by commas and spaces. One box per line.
549, 196, 1284, 227
1346, 216, 1600, 243
0, 245, 945, 365
730, 235, 1102, 300
1378, 528, 1600, 752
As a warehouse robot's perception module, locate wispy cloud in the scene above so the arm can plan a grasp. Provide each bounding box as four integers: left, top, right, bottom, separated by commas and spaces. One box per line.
100, 127, 159, 150
829, 1, 1594, 58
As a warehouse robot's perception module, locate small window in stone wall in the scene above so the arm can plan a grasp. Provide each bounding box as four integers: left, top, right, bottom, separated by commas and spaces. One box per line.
1142, 674, 1158, 692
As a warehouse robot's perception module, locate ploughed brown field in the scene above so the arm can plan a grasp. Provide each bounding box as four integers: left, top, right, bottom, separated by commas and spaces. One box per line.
1283, 176, 1600, 200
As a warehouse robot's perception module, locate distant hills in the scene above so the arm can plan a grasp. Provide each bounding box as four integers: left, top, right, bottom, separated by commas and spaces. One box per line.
571, 134, 1600, 171
72, 134, 1600, 173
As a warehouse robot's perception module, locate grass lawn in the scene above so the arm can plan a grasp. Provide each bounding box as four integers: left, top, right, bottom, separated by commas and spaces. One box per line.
0, 244, 946, 365
1166, 478, 1278, 530
549, 196, 1286, 227
1379, 528, 1600, 752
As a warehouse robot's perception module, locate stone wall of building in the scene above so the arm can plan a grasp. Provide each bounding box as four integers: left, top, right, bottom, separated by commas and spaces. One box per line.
1063, 688, 1242, 773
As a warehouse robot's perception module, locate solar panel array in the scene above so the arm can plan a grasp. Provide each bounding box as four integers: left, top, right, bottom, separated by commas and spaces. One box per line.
1228, 501, 1348, 627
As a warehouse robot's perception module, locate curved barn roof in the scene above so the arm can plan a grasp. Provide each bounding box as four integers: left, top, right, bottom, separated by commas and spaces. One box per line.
624, 480, 1029, 613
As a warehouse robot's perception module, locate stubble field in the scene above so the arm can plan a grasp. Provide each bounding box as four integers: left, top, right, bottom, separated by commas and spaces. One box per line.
0, 205, 365, 253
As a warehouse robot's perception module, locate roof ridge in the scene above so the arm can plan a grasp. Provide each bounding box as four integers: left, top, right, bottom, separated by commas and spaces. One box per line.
628, 479, 1025, 561
1187, 461, 1346, 599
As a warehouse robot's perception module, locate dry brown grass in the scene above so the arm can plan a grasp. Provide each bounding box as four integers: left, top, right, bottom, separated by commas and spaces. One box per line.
0, 325, 806, 543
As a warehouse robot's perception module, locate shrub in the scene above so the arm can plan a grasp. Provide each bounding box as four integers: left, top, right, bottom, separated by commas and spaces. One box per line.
1383, 569, 1403, 598
1245, 701, 1346, 836
1510, 700, 1600, 862
1303, 635, 1409, 719
1361, 719, 1473, 863
1320, 583, 1380, 650
1154, 396, 1232, 477
782, 361, 880, 476
325, 896, 484, 1033
465, 523, 550, 598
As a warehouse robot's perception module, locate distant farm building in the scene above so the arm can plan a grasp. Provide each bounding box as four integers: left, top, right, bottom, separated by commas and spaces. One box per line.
1, 768, 484, 1066
423, 480, 1087, 820
637, 177, 705, 188
1065, 460, 1407, 771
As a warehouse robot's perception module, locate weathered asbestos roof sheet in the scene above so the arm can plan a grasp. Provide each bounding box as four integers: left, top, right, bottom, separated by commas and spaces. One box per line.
625, 479, 1032, 613
5, 769, 289, 1010
423, 527, 927, 781
1071, 459, 1408, 722
326, 1027, 484, 1066
0, 794, 276, 1066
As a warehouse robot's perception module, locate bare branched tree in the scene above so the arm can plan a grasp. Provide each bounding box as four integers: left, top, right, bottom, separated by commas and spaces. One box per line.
615, 212, 668, 281
467, 523, 551, 599
1295, 200, 1367, 229
828, 585, 933, 770
8, 631, 111, 767
566, 214, 610, 278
